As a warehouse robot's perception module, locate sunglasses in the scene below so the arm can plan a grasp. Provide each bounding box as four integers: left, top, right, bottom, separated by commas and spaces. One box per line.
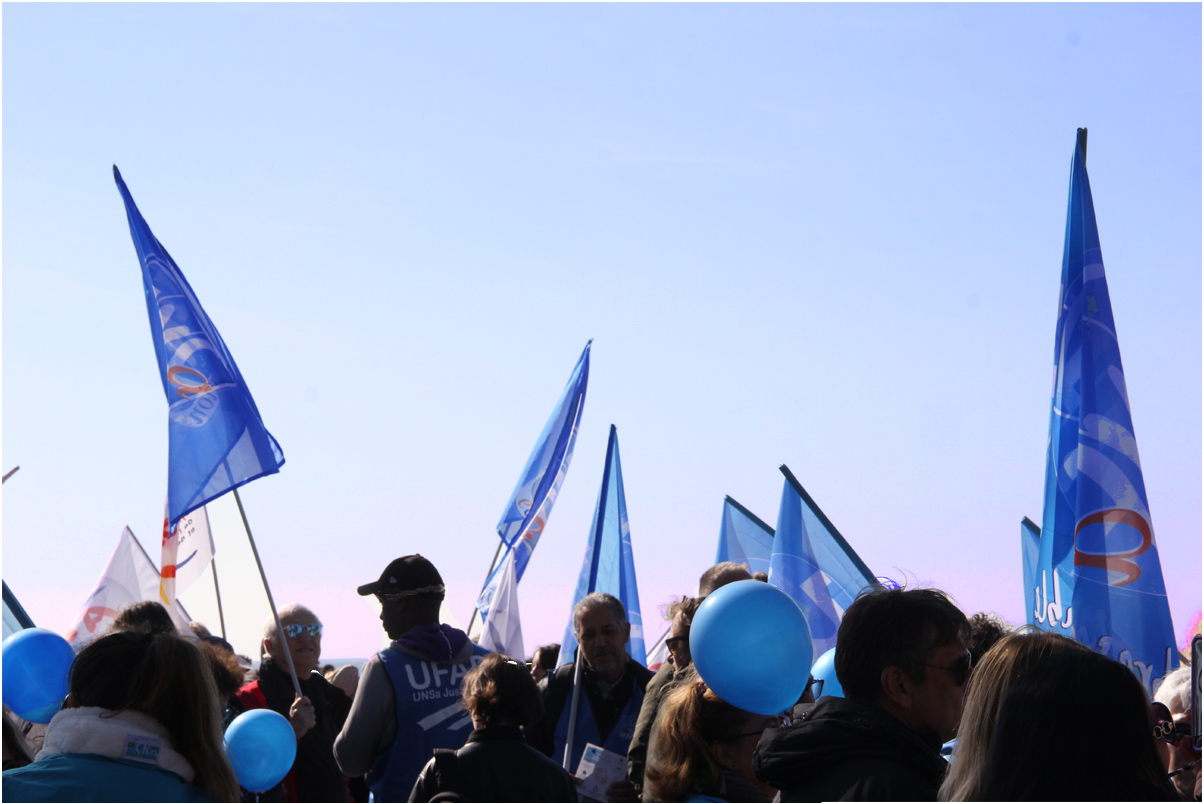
734, 713, 792, 740
665, 636, 689, 651
1152, 702, 1192, 745
923, 650, 974, 687
283, 623, 322, 639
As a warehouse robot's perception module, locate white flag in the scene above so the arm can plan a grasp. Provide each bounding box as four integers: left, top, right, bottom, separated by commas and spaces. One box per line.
479, 546, 524, 660
66, 527, 192, 648
173, 505, 215, 593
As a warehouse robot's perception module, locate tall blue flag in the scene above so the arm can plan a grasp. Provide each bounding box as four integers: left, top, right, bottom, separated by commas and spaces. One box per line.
558, 425, 645, 667
476, 341, 591, 623
114, 167, 284, 527
716, 496, 775, 578
1031, 130, 1178, 695
770, 465, 878, 657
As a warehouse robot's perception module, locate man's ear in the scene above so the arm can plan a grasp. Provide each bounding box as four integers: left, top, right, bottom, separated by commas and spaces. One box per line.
880, 665, 914, 710
623, 621, 632, 641
263, 637, 275, 660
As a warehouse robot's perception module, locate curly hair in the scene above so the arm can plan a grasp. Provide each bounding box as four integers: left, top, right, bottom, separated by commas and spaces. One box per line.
461, 653, 543, 728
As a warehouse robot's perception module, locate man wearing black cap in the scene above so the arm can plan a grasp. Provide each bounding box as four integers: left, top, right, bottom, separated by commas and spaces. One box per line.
334, 555, 490, 802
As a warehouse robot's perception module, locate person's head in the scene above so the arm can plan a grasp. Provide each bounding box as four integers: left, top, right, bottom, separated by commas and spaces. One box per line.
66, 630, 240, 802
110, 601, 176, 635
1153, 665, 1200, 795
462, 653, 543, 729
195, 639, 246, 705
189, 621, 212, 639
645, 667, 779, 801
834, 586, 971, 741
751, 571, 769, 582
938, 629, 1090, 801
357, 555, 445, 640
665, 596, 701, 669
699, 562, 752, 598
263, 604, 323, 677
966, 612, 1009, 667
529, 644, 560, 683
573, 593, 630, 683
978, 650, 1179, 801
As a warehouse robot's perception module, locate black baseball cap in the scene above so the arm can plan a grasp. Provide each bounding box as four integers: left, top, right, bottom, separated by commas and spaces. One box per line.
357, 555, 445, 599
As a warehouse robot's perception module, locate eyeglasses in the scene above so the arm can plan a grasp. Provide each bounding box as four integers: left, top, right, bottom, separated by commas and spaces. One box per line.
923, 650, 973, 687
734, 713, 792, 740
665, 636, 688, 651
283, 623, 322, 639
1152, 702, 1191, 745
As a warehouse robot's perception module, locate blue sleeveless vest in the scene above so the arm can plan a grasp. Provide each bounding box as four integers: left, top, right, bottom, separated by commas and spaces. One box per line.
368, 643, 491, 802
553, 673, 644, 775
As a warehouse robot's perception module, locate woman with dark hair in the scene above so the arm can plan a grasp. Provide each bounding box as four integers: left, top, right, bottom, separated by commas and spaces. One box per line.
409, 653, 576, 802
2, 629, 240, 802
644, 667, 779, 802
977, 650, 1178, 801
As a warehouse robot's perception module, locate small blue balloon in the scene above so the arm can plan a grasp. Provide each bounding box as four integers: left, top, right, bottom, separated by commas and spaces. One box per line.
2, 628, 75, 723
691, 580, 814, 715
225, 709, 297, 793
810, 646, 844, 699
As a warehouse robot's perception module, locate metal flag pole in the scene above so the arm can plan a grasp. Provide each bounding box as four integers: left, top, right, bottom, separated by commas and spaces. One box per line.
466, 539, 506, 637
211, 557, 228, 641
2, 466, 20, 483
233, 487, 301, 699
562, 644, 585, 771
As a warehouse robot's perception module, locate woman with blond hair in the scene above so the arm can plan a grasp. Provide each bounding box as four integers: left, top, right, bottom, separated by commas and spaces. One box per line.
2, 629, 240, 802
938, 628, 1089, 801
644, 667, 780, 802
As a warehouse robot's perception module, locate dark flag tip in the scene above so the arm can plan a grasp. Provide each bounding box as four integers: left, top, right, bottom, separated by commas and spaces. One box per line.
1076, 129, 1088, 162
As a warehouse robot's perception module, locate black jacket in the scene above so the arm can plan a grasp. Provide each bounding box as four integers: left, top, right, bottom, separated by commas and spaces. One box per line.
528, 657, 655, 759
752, 697, 948, 802
408, 725, 578, 802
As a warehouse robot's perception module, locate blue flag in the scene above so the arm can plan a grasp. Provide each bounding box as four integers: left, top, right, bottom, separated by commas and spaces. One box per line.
716, 496, 775, 577
114, 167, 284, 527
2, 581, 36, 641
770, 465, 878, 657
1031, 130, 1178, 696
558, 425, 646, 667
476, 341, 591, 623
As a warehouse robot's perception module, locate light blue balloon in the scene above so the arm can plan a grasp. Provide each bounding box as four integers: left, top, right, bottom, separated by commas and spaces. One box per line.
2, 628, 75, 723
691, 580, 814, 715
225, 709, 297, 793
810, 646, 844, 699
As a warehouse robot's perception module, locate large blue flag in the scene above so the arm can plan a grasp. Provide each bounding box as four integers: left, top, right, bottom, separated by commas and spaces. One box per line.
476, 341, 591, 623
114, 167, 284, 527
716, 496, 775, 577
557, 425, 645, 667
770, 465, 878, 657
1031, 130, 1178, 696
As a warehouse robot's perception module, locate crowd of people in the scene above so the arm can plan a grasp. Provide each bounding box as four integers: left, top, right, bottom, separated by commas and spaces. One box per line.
1, 555, 1199, 802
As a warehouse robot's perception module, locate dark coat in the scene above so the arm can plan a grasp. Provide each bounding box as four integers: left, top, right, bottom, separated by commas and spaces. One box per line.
408, 725, 578, 803
236, 659, 353, 803
527, 657, 655, 759
626, 662, 677, 799
752, 697, 948, 802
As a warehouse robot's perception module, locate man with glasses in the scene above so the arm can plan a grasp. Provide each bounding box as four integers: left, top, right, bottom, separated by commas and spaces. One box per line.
334, 555, 489, 802
753, 586, 972, 801
236, 604, 354, 801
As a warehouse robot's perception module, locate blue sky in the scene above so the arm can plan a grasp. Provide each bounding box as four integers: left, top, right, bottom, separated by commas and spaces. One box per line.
3, 3, 1199, 660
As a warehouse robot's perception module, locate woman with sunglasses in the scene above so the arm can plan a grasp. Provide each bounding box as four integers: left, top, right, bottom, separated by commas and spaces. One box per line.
644, 667, 781, 802
235, 605, 355, 802
2, 628, 240, 802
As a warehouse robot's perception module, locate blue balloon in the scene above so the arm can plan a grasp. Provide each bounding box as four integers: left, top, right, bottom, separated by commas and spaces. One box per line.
691, 580, 814, 715
810, 646, 844, 699
225, 709, 297, 793
2, 628, 75, 723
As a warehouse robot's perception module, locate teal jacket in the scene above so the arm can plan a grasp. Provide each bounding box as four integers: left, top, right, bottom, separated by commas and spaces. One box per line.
2, 752, 209, 802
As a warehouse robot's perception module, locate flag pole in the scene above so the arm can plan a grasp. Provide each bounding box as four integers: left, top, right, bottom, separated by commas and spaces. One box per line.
233, 487, 302, 699
466, 539, 506, 637
211, 557, 228, 641
563, 644, 584, 771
